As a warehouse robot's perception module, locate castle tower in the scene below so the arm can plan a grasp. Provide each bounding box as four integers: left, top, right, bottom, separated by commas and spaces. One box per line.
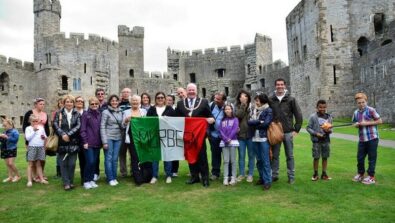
33, 0, 61, 70
118, 25, 144, 91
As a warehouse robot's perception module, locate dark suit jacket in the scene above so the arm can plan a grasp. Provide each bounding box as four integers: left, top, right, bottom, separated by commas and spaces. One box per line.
175, 97, 213, 118
146, 105, 176, 117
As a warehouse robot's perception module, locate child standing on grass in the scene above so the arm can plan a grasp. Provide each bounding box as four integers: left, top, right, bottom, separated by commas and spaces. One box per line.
25, 114, 48, 187
219, 104, 239, 186
306, 100, 333, 181
0, 118, 20, 183
352, 93, 382, 185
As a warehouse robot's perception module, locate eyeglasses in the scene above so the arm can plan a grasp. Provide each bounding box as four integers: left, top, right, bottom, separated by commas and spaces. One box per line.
156, 96, 165, 99
76, 100, 84, 103
96, 93, 104, 96
90, 103, 99, 106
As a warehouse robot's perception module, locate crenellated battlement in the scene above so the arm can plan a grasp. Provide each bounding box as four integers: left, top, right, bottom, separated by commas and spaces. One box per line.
168, 44, 247, 59
33, 0, 61, 17
44, 32, 118, 48
118, 25, 144, 38
0, 55, 35, 71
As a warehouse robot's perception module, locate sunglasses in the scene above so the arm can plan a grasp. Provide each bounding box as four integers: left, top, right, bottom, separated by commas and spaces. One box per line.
96, 93, 104, 96
76, 100, 84, 103
90, 103, 99, 106
156, 96, 165, 99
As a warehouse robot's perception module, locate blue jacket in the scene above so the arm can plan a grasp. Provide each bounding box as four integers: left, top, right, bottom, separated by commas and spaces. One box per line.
1, 128, 19, 150
247, 107, 273, 139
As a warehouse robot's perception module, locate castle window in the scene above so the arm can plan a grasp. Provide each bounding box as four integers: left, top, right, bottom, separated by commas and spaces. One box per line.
39, 63, 42, 69
316, 56, 320, 69
246, 84, 251, 90
216, 69, 225, 78
202, 88, 206, 98
306, 76, 311, 93
303, 45, 307, 60
129, 69, 134, 78
173, 74, 178, 81
247, 64, 251, 75
333, 65, 337, 85
20, 116, 23, 126
125, 50, 128, 56
330, 25, 334, 42
259, 65, 262, 74
357, 37, 369, 56
46, 53, 52, 64
224, 87, 229, 97
90, 76, 93, 85
84, 63, 87, 74
189, 73, 196, 83
374, 13, 385, 35
260, 78, 265, 88
0, 72, 10, 93
61, 75, 68, 90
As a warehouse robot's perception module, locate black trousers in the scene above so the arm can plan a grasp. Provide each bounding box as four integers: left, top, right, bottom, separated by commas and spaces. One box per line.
189, 143, 209, 180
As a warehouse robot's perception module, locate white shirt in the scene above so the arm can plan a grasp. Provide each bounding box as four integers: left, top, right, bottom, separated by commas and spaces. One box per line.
25, 126, 47, 147
65, 109, 73, 128
156, 106, 166, 117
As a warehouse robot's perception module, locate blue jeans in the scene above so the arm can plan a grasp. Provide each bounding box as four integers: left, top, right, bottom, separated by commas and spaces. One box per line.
357, 138, 378, 176
271, 132, 295, 180
152, 161, 172, 178
238, 138, 255, 176
253, 140, 272, 185
84, 147, 100, 182
104, 139, 121, 182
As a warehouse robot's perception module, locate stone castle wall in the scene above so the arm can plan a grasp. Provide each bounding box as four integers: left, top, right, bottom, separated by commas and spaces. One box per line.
0, 56, 36, 127
286, 0, 395, 122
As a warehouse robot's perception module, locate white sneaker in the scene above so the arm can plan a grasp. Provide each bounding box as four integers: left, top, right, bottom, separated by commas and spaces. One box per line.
90, 181, 98, 188
93, 174, 100, 181
150, 177, 158, 184
237, 175, 245, 182
229, 177, 236, 185
172, 173, 178, 177
352, 174, 364, 182
114, 179, 119, 185
223, 177, 229, 186
166, 177, 172, 184
84, 182, 93, 189
246, 175, 253, 183
362, 176, 376, 185
109, 180, 117, 186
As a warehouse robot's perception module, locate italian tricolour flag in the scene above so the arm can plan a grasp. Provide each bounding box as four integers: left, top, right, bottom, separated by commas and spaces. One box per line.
131, 117, 208, 164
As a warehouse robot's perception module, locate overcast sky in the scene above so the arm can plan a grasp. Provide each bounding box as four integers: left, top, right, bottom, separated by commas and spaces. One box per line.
0, 0, 301, 71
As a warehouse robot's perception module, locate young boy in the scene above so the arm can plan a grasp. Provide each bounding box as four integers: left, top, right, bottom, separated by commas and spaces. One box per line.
352, 93, 382, 185
306, 100, 333, 181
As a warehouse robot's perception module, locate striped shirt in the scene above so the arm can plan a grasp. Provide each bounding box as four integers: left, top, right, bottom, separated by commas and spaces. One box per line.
352, 106, 380, 142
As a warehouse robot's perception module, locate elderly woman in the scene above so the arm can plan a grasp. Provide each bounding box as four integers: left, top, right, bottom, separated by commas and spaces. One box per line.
140, 93, 151, 111
80, 97, 102, 189
122, 94, 147, 185
53, 95, 81, 191
101, 95, 123, 186
235, 90, 255, 183
147, 92, 176, 184
22, 98, 50, 181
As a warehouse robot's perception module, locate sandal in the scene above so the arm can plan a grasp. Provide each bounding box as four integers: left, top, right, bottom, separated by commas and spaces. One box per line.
40, 179, 49, 184
33, 177, 40, 183
12, 176, 21, 182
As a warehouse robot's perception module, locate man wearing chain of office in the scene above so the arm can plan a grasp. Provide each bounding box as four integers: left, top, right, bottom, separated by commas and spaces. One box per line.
175, 83, 215, 187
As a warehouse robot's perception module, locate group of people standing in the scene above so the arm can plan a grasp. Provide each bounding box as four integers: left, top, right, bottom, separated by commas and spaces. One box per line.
0, 78, 383, 191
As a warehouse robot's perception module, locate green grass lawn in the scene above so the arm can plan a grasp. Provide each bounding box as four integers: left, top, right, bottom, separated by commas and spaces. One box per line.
0, 133, 394, 222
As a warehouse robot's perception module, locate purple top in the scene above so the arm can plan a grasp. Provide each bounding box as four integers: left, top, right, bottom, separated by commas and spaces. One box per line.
80, 108, 102, 148
219, 117, 239, 143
